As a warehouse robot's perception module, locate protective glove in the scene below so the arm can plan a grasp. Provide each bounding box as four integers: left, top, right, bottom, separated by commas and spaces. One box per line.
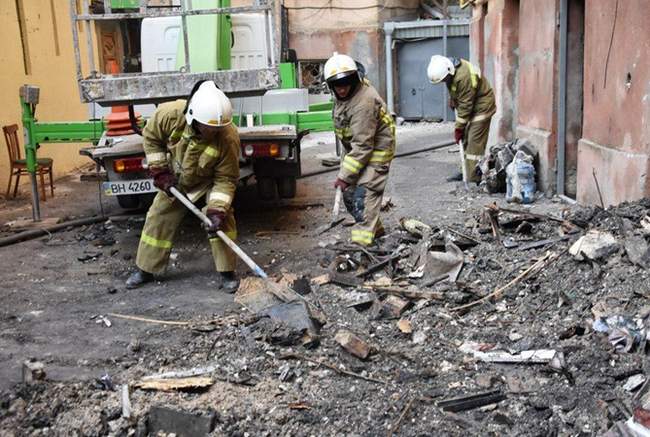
150, 167, 176, 195
334, 178, 350, 192
205, 209, 226, 235
454, 128, 464, 145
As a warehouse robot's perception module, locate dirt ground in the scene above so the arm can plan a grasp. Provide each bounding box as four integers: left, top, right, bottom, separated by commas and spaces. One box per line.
2, 122, 649, 436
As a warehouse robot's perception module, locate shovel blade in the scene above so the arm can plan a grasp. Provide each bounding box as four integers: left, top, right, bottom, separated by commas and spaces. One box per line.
315, 217, 346, 236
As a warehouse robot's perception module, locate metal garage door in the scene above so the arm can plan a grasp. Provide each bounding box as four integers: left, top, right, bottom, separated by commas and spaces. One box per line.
396, 36, 469, 121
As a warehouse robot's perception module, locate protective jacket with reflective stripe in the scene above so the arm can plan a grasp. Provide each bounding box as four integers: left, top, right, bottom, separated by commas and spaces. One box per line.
142, 100, 240, 212
333, 83, 396, 184
448, 59, 496, 130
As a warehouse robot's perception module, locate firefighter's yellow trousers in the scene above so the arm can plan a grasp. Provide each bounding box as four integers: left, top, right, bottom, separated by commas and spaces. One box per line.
136, 192, 237, 274
463, 117, 493, 183
345, 164, 389, 246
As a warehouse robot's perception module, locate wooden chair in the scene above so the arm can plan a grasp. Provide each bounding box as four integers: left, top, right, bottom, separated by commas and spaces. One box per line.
3, 124, 54, 201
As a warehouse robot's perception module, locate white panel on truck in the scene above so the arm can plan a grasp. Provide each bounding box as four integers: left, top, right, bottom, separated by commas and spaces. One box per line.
230, 14, 268, 70
141, 17, 181, 73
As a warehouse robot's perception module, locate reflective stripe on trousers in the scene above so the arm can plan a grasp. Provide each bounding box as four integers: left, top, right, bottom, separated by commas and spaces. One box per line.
136, 191, 237, 273
351, 229, 374, 245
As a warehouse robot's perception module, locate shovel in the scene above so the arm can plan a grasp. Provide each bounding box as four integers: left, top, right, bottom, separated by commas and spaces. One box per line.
169, 187, 324, 335
169, 187, 268, 279
458, 139, 470, 191
315, 186, 344, 235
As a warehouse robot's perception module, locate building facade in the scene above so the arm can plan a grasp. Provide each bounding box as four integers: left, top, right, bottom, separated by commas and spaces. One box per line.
469, 0, 650, 206
281, 0, 420, 98
0, 0, 96, 194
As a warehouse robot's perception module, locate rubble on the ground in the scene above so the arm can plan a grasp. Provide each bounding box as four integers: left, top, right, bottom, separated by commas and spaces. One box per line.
5, 197, 650, 435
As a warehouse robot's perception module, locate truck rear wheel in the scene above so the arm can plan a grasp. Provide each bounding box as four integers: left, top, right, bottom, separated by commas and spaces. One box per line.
257, 177, 277, 200
277, 176, 297, 199
117, 195, 140, 209
140, 193, 156, 210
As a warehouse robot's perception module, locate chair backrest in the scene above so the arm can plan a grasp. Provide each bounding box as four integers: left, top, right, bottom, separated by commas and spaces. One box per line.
3, 124, 21, 162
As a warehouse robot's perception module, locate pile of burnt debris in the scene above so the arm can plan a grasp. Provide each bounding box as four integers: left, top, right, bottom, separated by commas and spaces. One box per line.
4, 199, 650, 435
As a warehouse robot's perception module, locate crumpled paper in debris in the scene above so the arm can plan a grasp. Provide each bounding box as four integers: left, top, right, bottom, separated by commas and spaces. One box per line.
409, 241, 464, 282
593, 315, 646, 353
460, 342, 565, 370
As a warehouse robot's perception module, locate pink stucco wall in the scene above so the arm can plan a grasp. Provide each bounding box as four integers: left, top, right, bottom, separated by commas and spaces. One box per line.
473, 0, 519, 144
577, 0, 650, 205
469, 0, 650, 205
472, 0, 560, 191
516, 0, 558, 132
581, 0, 650, 153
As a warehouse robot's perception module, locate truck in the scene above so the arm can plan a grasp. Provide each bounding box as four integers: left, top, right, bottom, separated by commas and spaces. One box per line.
19, 0, 333, 219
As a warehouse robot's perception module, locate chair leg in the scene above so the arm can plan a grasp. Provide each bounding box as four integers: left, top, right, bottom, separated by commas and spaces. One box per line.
39, 170, 46, 202
13, 173, 20, 198
5, 170, 12, 199
49, 167, 54, 197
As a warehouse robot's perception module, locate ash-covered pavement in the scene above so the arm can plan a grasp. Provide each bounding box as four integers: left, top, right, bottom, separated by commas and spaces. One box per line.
4, 122, 649, 436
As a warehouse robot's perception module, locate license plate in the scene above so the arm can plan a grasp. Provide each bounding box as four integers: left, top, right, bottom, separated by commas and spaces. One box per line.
102, 179, 156, 196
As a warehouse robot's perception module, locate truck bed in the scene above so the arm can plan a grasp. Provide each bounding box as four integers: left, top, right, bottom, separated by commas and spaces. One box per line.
81, 125, 298, 160
238, 125, 297, 141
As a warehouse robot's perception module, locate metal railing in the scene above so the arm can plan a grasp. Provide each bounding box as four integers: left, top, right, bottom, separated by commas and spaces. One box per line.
68, 0, 279, 104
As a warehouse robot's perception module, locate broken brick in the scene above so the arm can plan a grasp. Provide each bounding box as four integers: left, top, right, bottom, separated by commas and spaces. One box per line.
334, 330, 370, 360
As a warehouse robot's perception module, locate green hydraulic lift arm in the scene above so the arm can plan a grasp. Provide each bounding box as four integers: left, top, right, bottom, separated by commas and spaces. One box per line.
19, 81, 332, 222
20, 85, 105, 221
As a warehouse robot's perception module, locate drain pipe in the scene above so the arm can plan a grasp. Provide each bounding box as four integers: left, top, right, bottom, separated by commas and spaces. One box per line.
556, 0, 568, 199
384, 23, 395, 114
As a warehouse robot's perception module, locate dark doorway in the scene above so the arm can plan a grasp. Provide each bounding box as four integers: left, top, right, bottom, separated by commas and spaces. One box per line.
563, 0, 585, 198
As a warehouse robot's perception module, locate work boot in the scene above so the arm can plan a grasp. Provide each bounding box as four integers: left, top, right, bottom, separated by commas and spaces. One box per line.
219, 271, 240, 294
446, 172, 463, 182
126, 268, 154, 289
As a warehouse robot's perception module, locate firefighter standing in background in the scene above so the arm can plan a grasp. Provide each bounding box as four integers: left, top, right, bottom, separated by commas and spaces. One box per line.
325, 53, 396, 246
427, 55, 496, 182
126, 80, 240, 292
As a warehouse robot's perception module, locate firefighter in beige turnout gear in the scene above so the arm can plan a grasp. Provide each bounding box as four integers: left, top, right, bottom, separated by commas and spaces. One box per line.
126, 81, 240, 292
427, 55, 496, 183
325, 53, 396, 246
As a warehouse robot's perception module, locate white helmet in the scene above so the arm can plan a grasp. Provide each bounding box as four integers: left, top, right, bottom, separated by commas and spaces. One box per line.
185, 81, 232, 127
427, 55, 455, 84
324, 52, 359, 84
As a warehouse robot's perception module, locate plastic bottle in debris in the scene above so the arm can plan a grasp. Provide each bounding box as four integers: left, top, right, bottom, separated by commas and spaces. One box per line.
506, 151, 536, 204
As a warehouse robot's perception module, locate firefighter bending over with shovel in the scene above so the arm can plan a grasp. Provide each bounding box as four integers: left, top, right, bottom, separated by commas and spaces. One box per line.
126, 80, 240, 292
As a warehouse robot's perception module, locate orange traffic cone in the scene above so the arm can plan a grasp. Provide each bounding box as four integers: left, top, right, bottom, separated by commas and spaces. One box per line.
105, 60, 142, 136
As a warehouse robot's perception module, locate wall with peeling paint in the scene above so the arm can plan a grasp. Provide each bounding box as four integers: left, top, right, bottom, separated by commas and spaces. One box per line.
471, 0, 520, 145
471, 0, 559, 192
577, 0, 650, 206
470, 0, 650, 206
0, 1, 97, 195
514, 0, 559, 192
282, 0, 420, 98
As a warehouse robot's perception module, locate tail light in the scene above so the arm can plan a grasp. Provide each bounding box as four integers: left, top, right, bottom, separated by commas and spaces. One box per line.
113, 157, 145, 173
242, 143, 280, 158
